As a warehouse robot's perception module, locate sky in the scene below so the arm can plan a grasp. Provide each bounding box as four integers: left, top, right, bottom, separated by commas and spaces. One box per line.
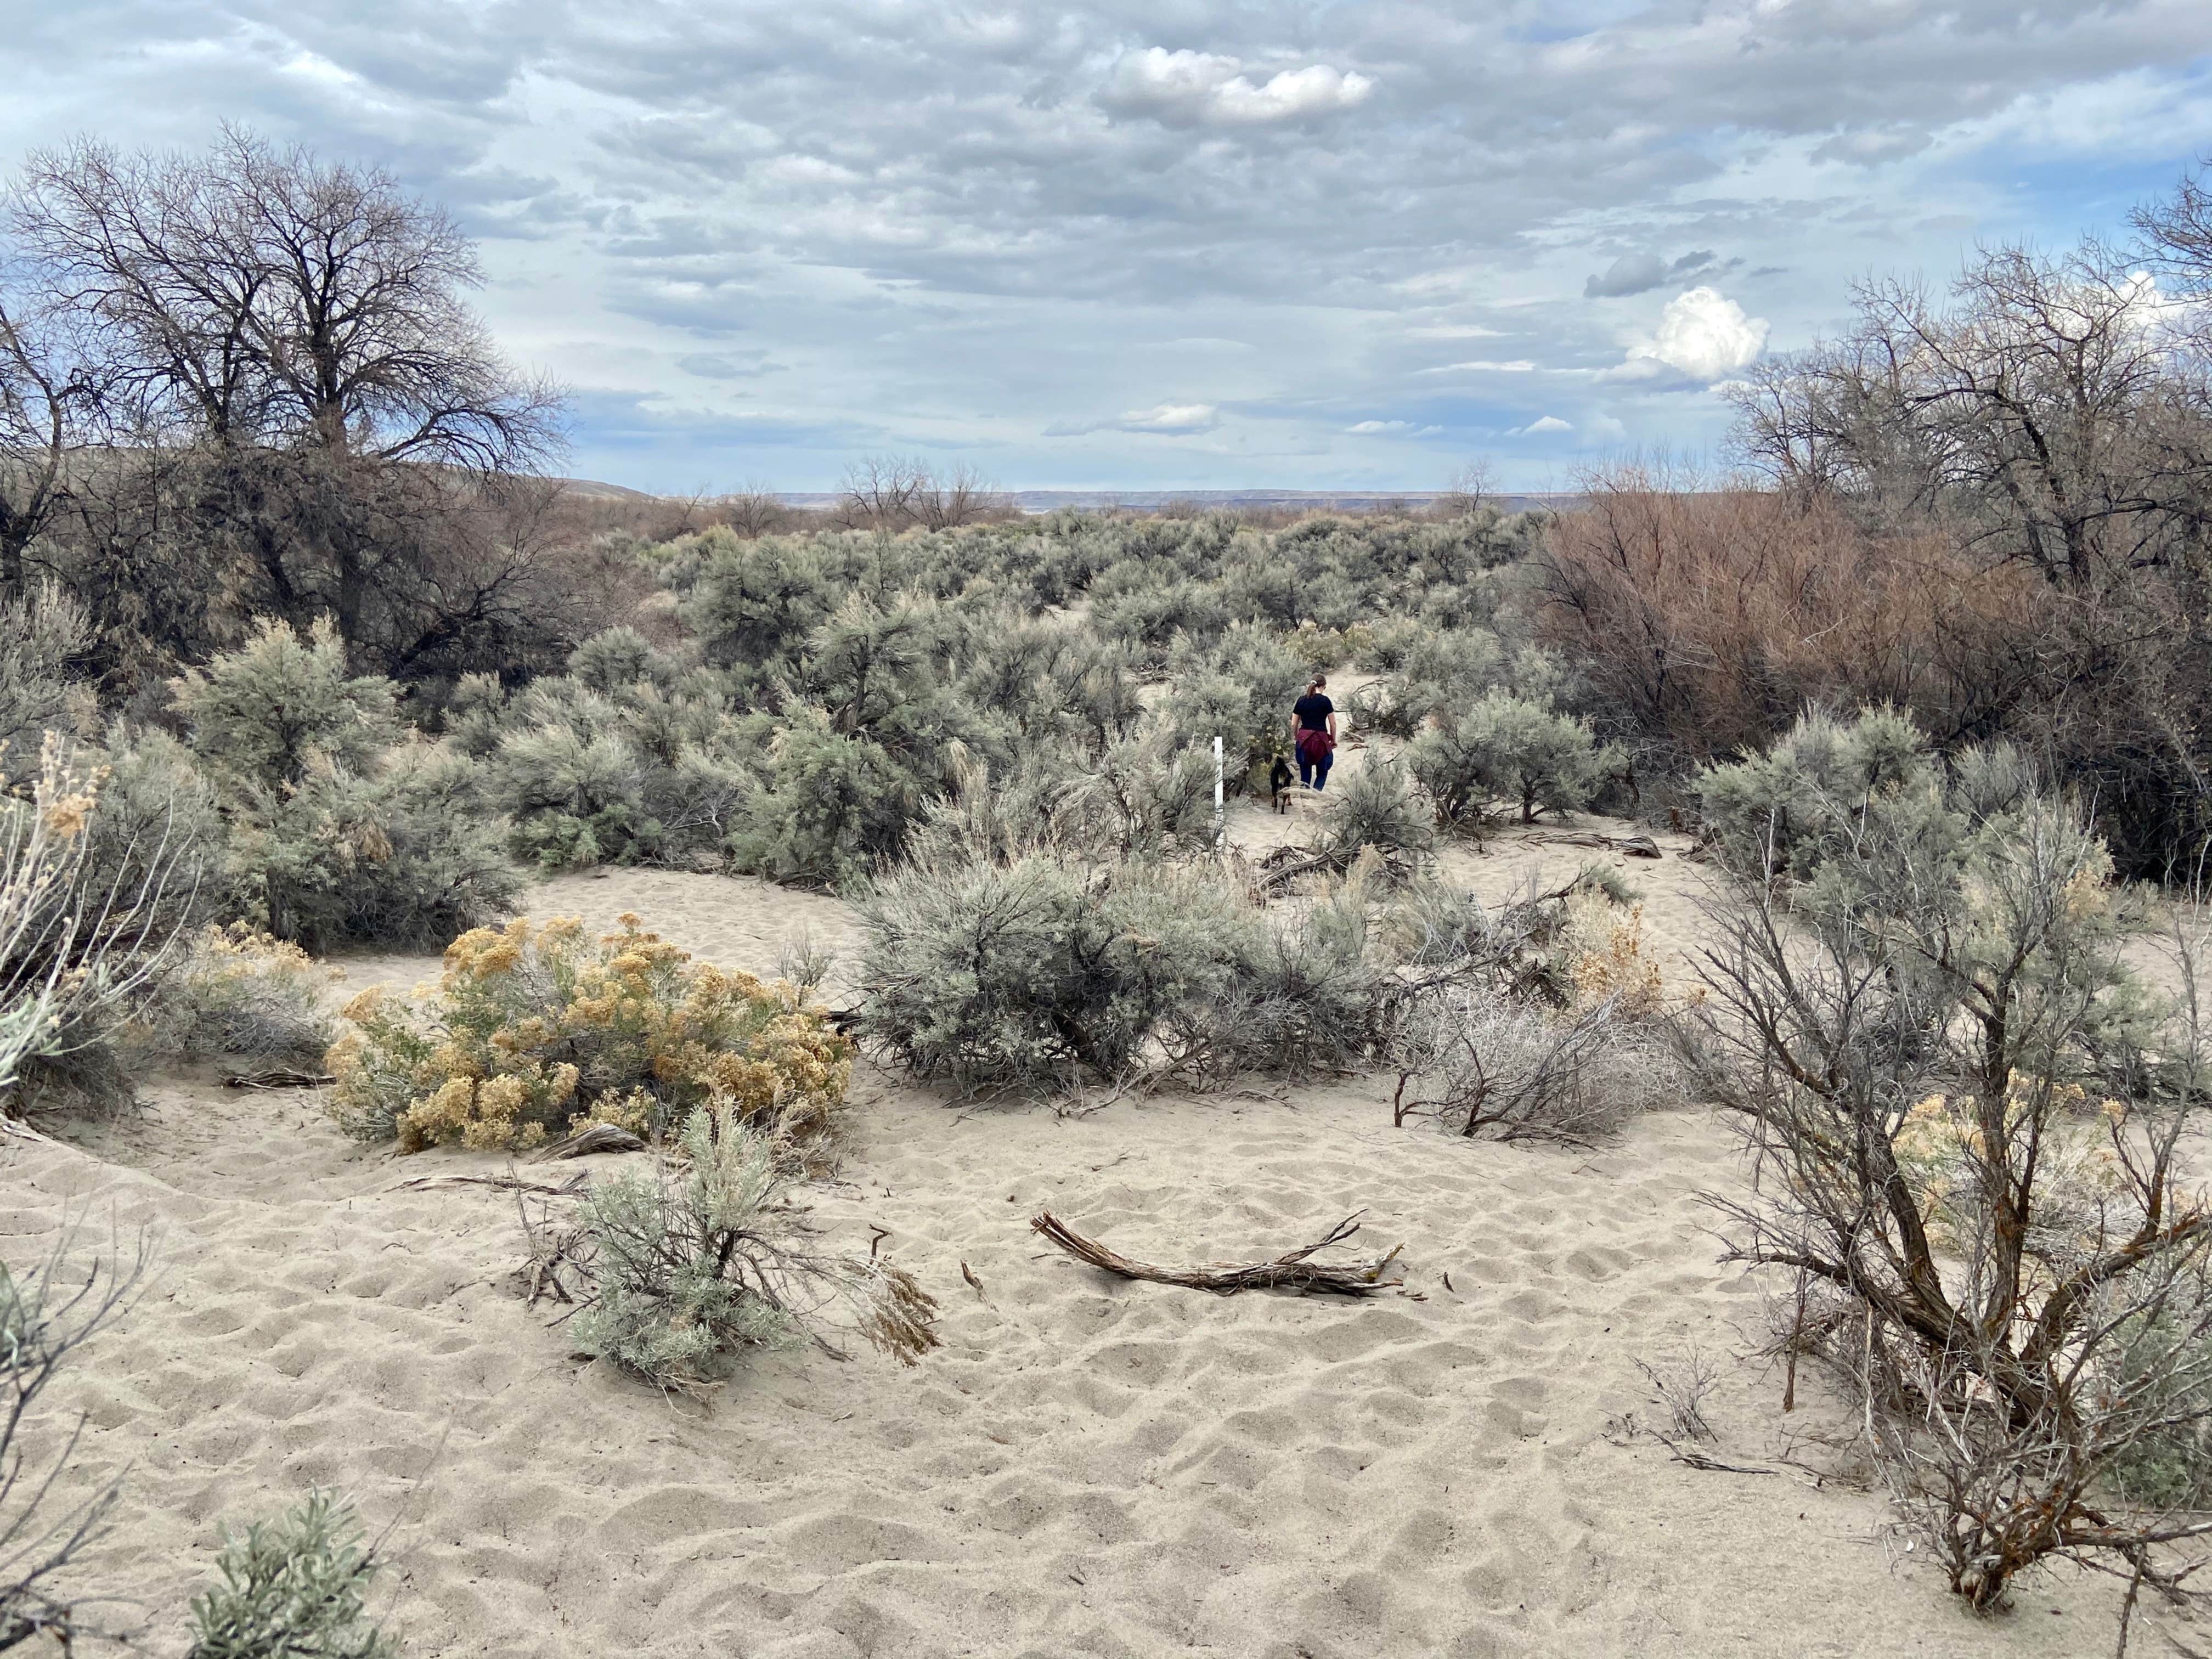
6, 1, 2212, 494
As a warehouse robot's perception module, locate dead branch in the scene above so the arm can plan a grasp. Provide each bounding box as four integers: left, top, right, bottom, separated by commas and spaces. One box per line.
222, 1069, 335, 1090
531, 1124, 645, 1161
1517, 831, 1663, 858
1030, 1209, 1404, 1297
397, 1172, 588, 1197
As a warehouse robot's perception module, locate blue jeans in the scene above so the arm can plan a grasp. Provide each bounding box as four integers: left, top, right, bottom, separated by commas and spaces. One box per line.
1297, 746, 1332, 789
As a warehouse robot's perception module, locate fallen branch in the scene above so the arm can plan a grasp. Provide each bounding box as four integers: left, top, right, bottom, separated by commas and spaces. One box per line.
1661, 1438, 1776, 1476
1031, 1209, 1404, 1297
1517, 831, 1662, 859
397, 1172, 589, 1198
223, 1069, 335, 1090
532, 1124, 646, 1161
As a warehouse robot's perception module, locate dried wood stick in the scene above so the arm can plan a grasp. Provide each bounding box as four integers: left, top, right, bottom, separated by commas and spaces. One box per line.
1030, 1209, 1404, 1297
531, 1123, 646, 1160
223, 1068, 336, 1090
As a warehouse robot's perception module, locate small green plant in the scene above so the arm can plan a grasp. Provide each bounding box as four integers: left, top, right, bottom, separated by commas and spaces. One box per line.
184, 1489, 394, 1659
568, 1104, 939, 1393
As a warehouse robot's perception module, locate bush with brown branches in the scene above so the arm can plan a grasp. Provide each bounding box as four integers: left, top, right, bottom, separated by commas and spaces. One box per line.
1681, 733, 2212, 1616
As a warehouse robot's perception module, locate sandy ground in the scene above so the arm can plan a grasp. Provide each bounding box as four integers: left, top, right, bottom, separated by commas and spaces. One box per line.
1, 738, 2186, 1655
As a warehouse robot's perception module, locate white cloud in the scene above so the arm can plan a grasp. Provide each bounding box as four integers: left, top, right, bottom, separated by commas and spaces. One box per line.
1102, 48, 1375, 126
1613, 287, 1770, 385
1514, 415, 1573, 435
1407, 324, 1510, 340
1120, 400, 1219, 433
1346, 419, 1441, 435
1044, 400, 1220, 437
1418, 358, 1538, 375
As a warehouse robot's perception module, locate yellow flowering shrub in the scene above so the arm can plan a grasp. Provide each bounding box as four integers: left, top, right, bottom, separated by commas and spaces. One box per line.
325, 913, 852, 1153
1559, 891, 1666, 1019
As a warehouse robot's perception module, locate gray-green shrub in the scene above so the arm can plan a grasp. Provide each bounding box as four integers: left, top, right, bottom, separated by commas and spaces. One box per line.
571, 1105, 939, 1390
1404, 691, 1613, 829
184, 1489, 393, 1659
173, 619, 518, 947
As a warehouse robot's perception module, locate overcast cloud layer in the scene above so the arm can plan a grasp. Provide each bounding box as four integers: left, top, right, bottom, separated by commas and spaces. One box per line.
6, 1, 2212, 492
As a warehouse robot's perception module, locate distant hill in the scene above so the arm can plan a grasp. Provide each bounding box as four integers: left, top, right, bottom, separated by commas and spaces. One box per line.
556, 480, 1579, 515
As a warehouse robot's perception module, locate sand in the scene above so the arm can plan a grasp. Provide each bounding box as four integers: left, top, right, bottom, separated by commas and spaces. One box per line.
0, 772, 2171, 1655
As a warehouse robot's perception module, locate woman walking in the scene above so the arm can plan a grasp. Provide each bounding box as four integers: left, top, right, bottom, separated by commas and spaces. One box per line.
1291, 675, 1338, 791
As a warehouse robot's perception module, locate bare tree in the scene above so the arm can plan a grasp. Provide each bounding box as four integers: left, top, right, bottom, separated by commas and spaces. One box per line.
2, 129, 586, 679
837, 455, 926, 531
0, 297, 100, 596
913, 461, 1005, 530
8, 127, 561, 470
1724, 240, 2206, 592
716, 479, 789, 538
1437, 458, 1497, 517
837, 455, 1003, 532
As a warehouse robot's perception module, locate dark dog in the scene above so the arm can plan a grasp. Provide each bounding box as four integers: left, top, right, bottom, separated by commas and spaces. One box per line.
1268, 755, 1296, 813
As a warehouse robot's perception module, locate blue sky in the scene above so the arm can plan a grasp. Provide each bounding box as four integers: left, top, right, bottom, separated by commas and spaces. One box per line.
6, 1, 2212, 492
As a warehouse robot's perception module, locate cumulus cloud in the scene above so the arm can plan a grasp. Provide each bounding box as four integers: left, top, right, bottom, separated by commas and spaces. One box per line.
1513, 415, 1573, 436
18, 0, 2211, 489
1612, 287, 1770, 385
1347, 419, 1441, 435
1101, 48, 1375, 126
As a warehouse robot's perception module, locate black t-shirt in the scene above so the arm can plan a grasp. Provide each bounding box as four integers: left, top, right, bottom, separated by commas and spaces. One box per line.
1294, 692, 1334, 731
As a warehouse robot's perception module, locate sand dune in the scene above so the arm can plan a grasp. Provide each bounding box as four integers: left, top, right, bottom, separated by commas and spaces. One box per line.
1, 833, 2156, 1655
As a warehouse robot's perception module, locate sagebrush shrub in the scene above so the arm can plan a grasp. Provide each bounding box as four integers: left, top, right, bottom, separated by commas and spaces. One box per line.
1404, 691, 1612, 829
1161, 625, 1307, 792
475, 651, 757, 871
1317, 758, 1432, 868
569, 1103, 939, 1391
184, 1488, 393, 1659
856, 853, 1390, 1090
1696, 704, 1935, 876
326, 914, 851, 1151
174, 619, 517, 947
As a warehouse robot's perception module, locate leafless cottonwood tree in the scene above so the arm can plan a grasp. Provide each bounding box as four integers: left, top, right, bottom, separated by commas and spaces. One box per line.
837, 455, 1003, 532
2, 127, 577, 680
0, 296, 105, 595
1682, 762, 2212, 1615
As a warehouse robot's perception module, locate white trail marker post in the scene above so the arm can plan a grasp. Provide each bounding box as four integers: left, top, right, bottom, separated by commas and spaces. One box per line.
1214, 735, 1225, 852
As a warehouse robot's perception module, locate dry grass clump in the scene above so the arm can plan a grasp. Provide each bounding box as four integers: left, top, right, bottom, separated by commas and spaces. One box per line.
1385, 876, 1675, 1145
134, 923, 340, 1064
0, 737, 193, 1114
325, 913, 851, 1152
556, 1104, 938, 1393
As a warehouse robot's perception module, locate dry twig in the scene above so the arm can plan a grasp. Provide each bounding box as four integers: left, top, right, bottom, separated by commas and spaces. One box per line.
1030, 1210, 1403, 1297
222, 1069, 335, 1090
